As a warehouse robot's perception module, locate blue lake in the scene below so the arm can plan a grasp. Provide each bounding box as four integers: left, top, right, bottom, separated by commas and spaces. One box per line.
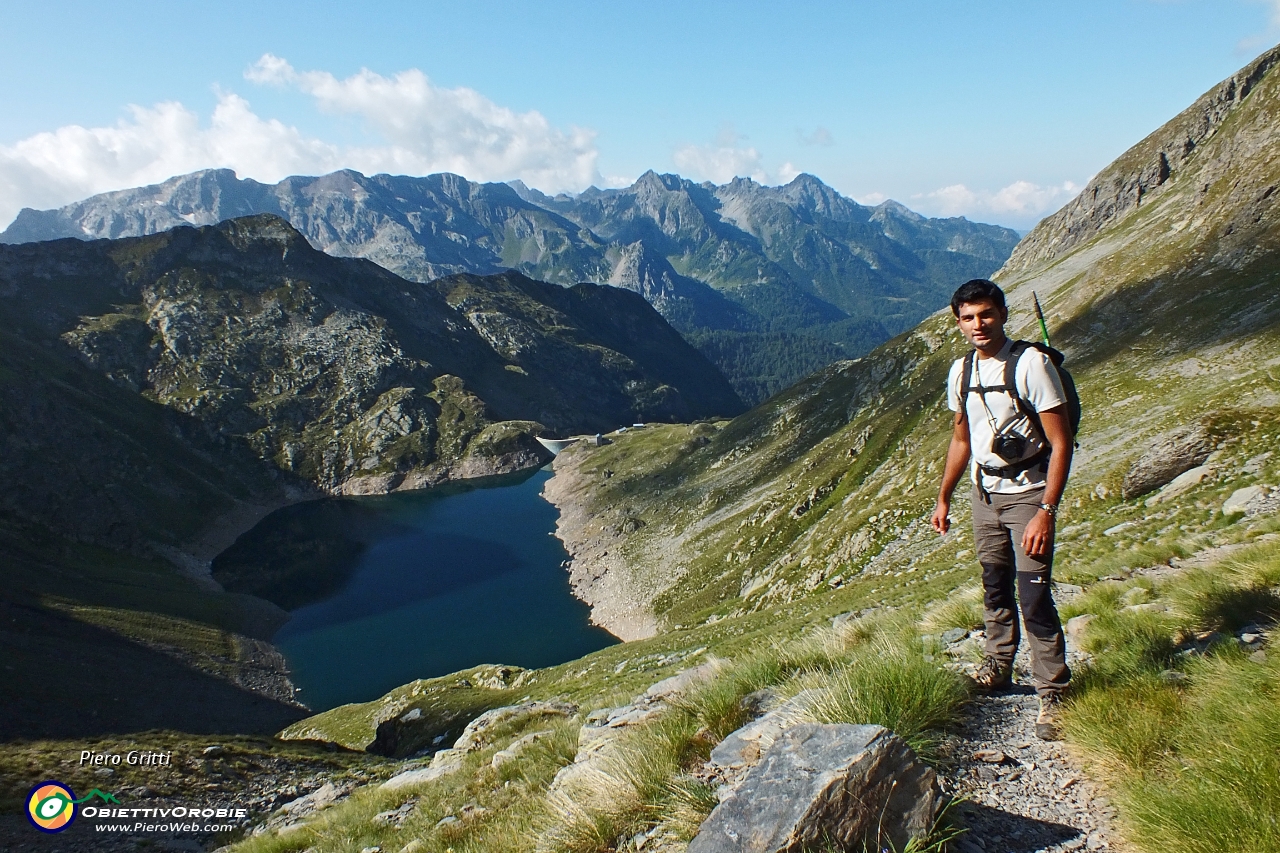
226, 467, 618, 711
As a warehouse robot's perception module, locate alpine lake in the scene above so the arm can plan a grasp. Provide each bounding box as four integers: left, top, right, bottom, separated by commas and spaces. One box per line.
213, 467, 618, 711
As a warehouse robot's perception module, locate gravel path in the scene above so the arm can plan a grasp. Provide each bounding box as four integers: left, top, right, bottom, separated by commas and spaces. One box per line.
939, 642, 1123, 853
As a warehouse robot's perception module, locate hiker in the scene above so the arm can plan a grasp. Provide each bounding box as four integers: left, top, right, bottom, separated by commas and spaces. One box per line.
929, 278, 1073, 740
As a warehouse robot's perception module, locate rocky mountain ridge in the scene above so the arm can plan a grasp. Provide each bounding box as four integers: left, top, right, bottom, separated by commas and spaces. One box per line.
1, 214, 740, 504
2, 169, 1019, 402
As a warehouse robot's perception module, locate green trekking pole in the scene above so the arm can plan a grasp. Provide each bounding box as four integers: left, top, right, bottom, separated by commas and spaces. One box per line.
1032, 292, 1051, 347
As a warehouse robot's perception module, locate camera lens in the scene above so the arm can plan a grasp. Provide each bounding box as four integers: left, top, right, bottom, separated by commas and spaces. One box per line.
991, 432, 1027, 463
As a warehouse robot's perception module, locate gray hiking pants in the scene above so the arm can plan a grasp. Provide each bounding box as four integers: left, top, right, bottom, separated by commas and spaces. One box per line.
971, 486, 1070, 697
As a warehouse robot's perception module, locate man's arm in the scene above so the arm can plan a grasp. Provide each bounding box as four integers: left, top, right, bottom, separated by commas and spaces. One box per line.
931, 410, 971, 535
1020, 405, 1072, 557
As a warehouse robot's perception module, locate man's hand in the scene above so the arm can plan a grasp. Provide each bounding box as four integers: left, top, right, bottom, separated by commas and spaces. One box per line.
1021, 510, 1054, 557
930, 499, 951, 535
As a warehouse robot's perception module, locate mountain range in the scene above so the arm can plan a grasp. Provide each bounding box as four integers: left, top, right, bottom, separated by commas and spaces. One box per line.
1, 170, 1020, 402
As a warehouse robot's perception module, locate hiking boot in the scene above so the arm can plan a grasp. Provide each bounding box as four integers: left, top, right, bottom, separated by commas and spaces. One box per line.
971, 656, 1013, 692
1036, 693, 1064, 741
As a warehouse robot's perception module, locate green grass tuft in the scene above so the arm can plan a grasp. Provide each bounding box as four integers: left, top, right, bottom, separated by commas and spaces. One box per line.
801, 626, 970, 762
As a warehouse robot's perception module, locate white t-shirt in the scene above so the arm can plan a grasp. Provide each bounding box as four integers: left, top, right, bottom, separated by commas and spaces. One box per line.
946, 338, 1066, 494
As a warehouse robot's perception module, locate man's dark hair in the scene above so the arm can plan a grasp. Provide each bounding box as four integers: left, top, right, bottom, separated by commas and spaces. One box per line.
950, 279, 1006, 316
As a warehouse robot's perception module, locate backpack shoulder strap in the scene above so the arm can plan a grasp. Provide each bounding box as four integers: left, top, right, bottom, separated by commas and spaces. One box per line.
1007, 340, 1047, 441
1005, 340, 1029, 390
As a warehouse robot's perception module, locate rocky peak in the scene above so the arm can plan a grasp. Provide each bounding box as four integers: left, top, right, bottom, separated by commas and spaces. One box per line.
632, 169, 683, 196
870, 199, 925, 223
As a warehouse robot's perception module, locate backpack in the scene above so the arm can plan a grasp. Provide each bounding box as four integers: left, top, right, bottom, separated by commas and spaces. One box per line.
959, 340, 1082, 446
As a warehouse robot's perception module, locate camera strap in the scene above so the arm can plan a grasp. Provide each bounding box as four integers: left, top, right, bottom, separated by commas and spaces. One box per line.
959, 346, 1046, 443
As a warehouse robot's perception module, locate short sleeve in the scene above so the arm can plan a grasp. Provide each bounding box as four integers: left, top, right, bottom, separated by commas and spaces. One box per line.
1018, 350, 1066, 413
946, 359, 962, 412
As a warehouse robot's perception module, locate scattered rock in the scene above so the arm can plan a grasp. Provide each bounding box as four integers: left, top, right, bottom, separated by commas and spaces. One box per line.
973, 749, 1007, 764
688, 724, 940, 853
452, 701, 577, 752
1144, 465, 1214, 505
1119, 587, 1150, 606
381, 749, 464, 791
1054, 582, 1085, 599
1123, 602, 1170, 614
642, 661, 721, 701
253, 780, 355, 836
1065, 614, 1096, 644
1224, 484, 1270, 515
491, 729, 555, 769
435, 815, 460, 828
277, 782, 345, 816
372, 798, 418, 827
459, 802, 488, 820
948, 637, 1120, 851
941, 627, 970, 644
1122, 425, 1215, 499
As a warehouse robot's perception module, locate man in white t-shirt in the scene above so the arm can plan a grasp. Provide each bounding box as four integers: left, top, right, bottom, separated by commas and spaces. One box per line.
929, 279, 1073, 740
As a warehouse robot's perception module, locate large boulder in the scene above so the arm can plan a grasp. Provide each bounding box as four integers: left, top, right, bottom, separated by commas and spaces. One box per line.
688, 724, 940, 853
1122, 425, 1215, 499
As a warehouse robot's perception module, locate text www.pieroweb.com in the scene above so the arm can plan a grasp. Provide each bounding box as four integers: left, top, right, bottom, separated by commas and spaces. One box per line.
82, 805, 246, 833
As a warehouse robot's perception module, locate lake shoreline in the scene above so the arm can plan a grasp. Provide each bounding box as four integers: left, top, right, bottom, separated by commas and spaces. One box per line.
542, 447, 660, 642
234, 466, 617, 712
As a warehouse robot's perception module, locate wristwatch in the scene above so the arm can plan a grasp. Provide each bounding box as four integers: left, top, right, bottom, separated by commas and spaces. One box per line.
1039, 503, 1059, 517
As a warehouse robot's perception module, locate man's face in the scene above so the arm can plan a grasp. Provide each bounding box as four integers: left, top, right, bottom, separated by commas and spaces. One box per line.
955, 299, 1008, 352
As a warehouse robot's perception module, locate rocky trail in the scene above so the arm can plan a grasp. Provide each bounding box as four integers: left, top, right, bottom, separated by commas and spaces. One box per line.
942, 643, 1121, 853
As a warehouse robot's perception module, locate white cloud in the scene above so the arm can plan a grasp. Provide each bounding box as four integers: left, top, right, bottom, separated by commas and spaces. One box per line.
0, 93, 341, 225
854, 191, 889, 206
0, 55, 602, 227
672, 122, 770, 185
913, 179, 1083, 223
244, 55, 600, 193
777, 162, 802, 184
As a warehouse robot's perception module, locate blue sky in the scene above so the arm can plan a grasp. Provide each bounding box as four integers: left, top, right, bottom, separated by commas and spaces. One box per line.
1, 1, 1276, 229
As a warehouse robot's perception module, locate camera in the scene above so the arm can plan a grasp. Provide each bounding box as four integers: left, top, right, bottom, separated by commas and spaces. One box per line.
990, 432, 1028, 463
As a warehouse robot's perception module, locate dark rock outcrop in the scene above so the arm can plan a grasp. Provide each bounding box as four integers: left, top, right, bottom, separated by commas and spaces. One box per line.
689, 723, 941, 853
1122, 424, 1216, 499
